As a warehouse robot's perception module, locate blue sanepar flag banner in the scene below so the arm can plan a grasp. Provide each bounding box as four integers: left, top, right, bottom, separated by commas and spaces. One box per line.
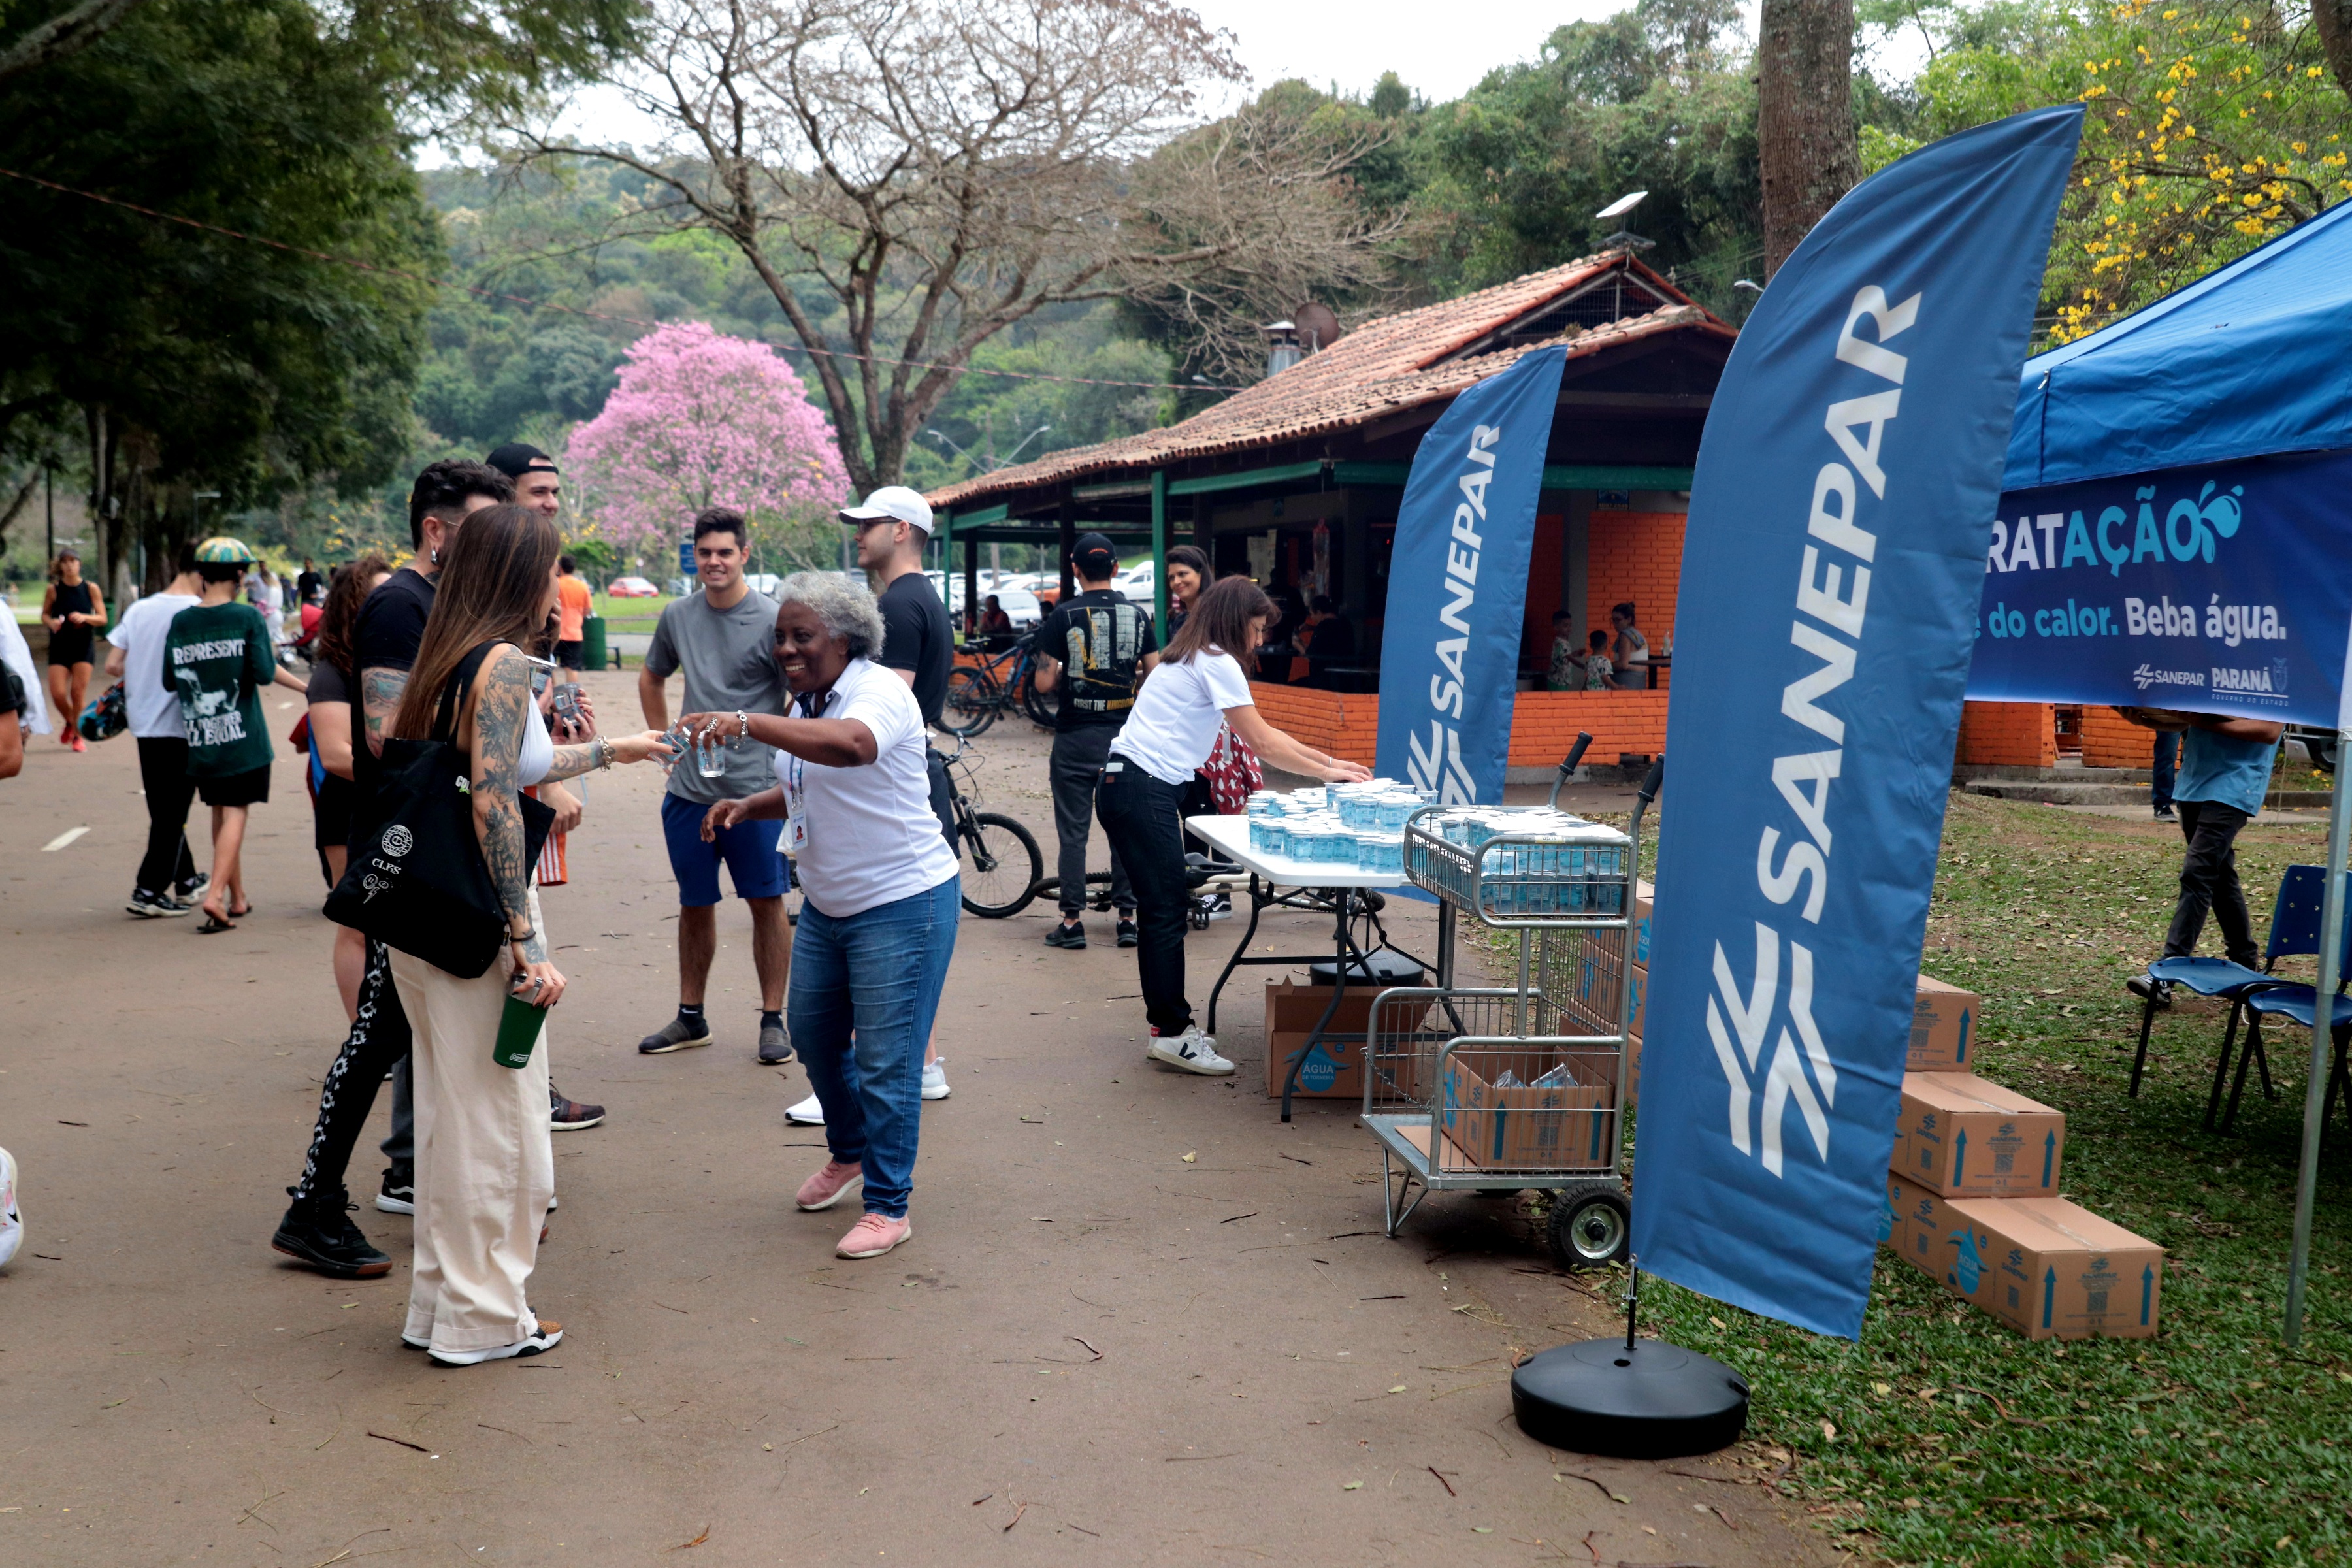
1631, 106, 2084, 1339
1375, 346, 1565, 803
1967, 449, 2352, 728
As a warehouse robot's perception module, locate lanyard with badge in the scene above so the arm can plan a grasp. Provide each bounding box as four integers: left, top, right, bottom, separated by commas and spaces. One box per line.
782, 685, 836, 858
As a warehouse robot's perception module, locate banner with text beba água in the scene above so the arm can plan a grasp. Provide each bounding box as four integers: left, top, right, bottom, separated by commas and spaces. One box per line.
1965, 448, 2352, 728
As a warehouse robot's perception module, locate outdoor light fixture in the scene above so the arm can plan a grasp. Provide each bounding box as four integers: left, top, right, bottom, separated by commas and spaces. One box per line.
1595, 191, 1655, 252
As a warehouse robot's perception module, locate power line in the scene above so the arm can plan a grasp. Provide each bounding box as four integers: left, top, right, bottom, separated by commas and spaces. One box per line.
0, 165, 1239, 395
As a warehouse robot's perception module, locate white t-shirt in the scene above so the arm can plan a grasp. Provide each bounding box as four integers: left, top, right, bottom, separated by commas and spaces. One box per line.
1109, 647, 1255, 785
776, 658, 960, 919
103, 592, 201, 738
0, 614, 50, 736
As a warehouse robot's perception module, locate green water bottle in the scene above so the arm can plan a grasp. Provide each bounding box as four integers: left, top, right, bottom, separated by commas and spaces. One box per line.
493, 990, 546, 1070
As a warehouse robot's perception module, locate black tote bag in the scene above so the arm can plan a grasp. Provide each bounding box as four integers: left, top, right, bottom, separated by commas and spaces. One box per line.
324, 642, 555, 978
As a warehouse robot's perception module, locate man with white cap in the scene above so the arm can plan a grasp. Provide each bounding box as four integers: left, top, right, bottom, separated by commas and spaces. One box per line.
783, 486, 954, 1124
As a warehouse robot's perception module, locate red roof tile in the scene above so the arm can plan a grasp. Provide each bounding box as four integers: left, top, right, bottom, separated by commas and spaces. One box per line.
932, 252, 1731, 510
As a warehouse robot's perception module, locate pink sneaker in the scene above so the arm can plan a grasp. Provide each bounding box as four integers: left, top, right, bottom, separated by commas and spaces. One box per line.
795, 1160, 863, 1211
836, 1213, 910, 1259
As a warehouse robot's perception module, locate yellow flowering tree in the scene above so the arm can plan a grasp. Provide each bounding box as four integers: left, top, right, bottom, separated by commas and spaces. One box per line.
1863, 0, 2350, 340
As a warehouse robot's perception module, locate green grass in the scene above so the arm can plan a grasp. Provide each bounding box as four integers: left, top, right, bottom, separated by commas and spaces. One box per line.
588, 590, 674, 632
1605, 794, 2352, 1564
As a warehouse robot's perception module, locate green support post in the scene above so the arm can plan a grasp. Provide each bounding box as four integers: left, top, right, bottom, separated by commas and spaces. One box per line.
1151, 469, 1168, 632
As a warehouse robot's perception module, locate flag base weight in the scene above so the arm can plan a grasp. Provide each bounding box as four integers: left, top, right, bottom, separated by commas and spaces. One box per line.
1510, 1337, 1750, 1458
1510, 1262, 1748, 1459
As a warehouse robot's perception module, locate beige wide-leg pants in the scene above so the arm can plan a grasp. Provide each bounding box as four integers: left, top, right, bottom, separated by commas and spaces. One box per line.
387, 890, 555, 1355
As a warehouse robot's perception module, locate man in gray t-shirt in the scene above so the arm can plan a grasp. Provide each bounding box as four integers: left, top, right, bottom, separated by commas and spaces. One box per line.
636, 508, 794, 1062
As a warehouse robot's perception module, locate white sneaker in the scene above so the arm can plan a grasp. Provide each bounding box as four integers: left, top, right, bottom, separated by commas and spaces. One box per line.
0, 1147, 20, 1271
1148, 1028, 1234, 1075
785, 1093, 825, 1126
921, 1058, 951, 1100
427, 1320, 564, 1367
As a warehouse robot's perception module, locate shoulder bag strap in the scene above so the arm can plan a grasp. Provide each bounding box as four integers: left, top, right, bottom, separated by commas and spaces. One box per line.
429, 640, 506, 744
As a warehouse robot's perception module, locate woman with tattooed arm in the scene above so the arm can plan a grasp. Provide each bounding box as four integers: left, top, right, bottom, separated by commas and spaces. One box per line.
382, 505, 674, 1365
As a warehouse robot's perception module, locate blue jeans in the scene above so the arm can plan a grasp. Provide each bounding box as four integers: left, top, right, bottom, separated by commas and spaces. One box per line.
788, 875, 960, 1218
2152, 730, 2180, 812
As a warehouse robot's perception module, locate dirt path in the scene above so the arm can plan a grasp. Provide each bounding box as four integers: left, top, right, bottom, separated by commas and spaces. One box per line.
1, 675, 1837, 1567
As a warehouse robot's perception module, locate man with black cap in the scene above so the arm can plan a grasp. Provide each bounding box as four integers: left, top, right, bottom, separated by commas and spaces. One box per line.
483, 441, 603, 1134
1032, 532, 1156, 949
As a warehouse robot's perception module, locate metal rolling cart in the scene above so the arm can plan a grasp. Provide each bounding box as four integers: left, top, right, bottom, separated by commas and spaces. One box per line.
1358, 746, 1661, 1272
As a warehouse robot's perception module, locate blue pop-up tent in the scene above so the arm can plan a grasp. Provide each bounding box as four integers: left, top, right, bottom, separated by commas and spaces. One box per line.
1971, 201, 2352, 1341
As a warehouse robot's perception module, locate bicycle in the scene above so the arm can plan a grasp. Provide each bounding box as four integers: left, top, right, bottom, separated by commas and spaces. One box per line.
939, 732, 1044, 917
940, 634, 1054, 737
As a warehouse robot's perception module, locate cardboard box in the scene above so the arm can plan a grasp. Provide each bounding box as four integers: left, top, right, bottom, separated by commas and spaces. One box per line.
1910, 974, 1982, 1071
1263, 983, 1428, 1098
1438, 1051, 1616, 1169
1890, 1071, 2065, 1196
1633, 880, 1654, 966
1885, 1174, 2164, 1339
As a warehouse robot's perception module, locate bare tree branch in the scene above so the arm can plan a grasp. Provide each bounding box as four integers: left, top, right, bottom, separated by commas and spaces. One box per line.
508, 0, 1391, 490
0, 0, 146, 90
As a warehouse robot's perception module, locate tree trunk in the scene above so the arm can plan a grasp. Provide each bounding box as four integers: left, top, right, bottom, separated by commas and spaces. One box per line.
2317, 0, 2352, 105
1757, 0, 1861, 278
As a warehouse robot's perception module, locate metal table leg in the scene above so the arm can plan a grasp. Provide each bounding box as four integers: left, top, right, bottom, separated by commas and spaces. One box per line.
1281, 889, 1375, 1123
1203, 874, 1269, 1038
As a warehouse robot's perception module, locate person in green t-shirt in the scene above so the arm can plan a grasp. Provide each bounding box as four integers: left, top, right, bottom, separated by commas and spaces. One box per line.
167, 537, 309, 932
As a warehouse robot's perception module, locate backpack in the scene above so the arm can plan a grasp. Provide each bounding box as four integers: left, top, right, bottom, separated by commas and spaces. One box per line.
1053, 597, 1149, 719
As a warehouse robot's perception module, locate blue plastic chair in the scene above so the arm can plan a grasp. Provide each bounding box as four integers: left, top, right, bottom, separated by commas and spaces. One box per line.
2129, 866, 2352, 1129
2234, 987, 2352, 1137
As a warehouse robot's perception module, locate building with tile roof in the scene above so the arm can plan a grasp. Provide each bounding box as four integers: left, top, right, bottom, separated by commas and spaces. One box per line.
927, 248, 1738, 772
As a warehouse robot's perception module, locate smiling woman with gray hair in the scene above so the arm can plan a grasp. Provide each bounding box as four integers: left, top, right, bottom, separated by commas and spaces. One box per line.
681, 571, 957, 1260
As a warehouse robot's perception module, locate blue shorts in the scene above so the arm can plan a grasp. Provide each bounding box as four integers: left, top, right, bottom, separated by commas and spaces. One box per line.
661, 791, 788, 907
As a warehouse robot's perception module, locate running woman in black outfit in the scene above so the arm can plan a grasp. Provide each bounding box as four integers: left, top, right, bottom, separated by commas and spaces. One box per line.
41, 550, 102, 753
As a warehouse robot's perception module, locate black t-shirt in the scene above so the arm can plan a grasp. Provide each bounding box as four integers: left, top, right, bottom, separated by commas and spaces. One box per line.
348, 567, 436, 843
1036, 588, 1158, 731
877, 571, 953, 728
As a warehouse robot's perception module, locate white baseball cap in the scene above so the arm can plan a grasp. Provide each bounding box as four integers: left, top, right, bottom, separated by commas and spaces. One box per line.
839, 485, 934, 535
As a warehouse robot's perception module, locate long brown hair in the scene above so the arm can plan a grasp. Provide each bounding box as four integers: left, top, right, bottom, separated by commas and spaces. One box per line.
390, 506, 559, 740
316, 553, 391, 675
1162, 574, 1273, 674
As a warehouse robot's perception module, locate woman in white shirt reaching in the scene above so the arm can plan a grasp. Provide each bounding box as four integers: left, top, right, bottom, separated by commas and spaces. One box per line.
1098, 576, 1371, 1074
689, 572, 960, 1262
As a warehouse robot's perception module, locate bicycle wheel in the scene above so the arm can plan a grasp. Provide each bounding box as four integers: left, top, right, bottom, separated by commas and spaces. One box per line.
959, 809, 1042, 917
941, 667, 998, 737
1019, 668, 1056, 730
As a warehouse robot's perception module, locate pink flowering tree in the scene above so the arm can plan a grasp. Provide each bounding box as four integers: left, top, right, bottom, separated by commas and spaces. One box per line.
565, 321, 851, 574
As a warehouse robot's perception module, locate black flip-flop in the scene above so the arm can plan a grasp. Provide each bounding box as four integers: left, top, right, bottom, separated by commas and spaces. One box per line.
197, 914, 236, 934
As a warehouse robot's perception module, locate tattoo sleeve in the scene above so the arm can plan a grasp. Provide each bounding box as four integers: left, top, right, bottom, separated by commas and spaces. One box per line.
359, 666, 407, 759
540, 742, 602, 781
471, 653, 546, 964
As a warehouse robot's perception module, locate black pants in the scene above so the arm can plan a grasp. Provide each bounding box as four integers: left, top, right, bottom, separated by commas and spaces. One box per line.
2163, 800, 2257, 966
1050, 725, 1132, 917
1096, 760, 1192, 1035
133, 735, 198, 894
291, 938, 415, 1201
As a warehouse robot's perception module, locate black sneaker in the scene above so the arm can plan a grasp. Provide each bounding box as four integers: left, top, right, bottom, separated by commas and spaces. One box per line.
376, 1165, 414, 1215
1117, 917, 1139, 948
1045, 921, 1086, 949
272, 1189, 392, 1279
126, 888, 193, 919
2153, 804, 2177, 821
175, 872, 210, 902
2127, 975, 2174, 1009
550, 1088, 605, 1130
757, 1020, 793, 1065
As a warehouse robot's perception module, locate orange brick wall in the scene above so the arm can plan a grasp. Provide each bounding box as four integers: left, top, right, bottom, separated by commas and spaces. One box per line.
2080, 706, 2159, 768
1956, 701, 2056, 768
1587, 512, 1686, 650
1248, 683, 1670, 770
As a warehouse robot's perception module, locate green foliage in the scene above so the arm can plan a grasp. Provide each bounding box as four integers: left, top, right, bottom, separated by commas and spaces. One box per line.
1860, 0, 2350, 340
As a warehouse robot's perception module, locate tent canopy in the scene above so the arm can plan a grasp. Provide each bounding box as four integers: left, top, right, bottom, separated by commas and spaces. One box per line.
2004, 200, 2352, 491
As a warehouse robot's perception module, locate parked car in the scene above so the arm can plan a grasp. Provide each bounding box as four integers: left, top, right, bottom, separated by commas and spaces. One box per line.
608, 576, 659, 598
926, 571, 1043, 627
745, 572, 783, 596
1113, 560, 1155, 606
